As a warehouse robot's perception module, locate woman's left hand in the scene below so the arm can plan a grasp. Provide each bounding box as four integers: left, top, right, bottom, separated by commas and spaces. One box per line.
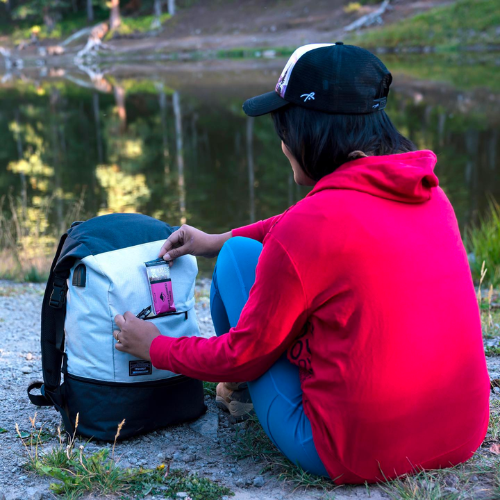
114, 312, 161, 360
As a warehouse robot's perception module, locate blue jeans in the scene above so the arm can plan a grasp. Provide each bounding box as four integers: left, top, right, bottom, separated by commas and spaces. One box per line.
210, 236, 329, 477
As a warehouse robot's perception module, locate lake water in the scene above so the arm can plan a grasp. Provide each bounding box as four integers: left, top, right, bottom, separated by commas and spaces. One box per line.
0, 54, 499, 274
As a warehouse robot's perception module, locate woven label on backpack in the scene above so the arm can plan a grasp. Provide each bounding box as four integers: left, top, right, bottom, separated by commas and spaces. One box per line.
129, 360, 152, 376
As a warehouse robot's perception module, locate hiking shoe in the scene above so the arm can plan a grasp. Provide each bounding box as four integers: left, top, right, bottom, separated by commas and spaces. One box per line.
215, 382, 254, 422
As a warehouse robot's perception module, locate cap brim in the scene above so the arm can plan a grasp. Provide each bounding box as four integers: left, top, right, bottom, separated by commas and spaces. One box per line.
243, 91, 289, 117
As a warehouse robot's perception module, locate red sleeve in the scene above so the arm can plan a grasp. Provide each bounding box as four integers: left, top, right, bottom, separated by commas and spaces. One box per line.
149, 235, 308, 382
231, 214, 283, 243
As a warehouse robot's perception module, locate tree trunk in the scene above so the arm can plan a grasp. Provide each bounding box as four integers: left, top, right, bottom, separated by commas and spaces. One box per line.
173, 91, 186, 225
157, 83, 170, 179
110, 0, 121, 30
93, 92, 104, 164
154, 0, 162, 17
113, 85, 127, 133
14, 110, 27, 223
87, 0, 94, 22
50, 89, 64, 234
151, 0, 162, 29
168, 0, 175, 16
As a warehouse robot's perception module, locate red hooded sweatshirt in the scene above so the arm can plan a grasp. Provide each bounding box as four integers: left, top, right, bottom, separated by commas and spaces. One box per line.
150, 150, 489, 483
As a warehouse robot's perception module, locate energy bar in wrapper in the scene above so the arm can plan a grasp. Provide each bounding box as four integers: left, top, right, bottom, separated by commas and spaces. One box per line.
145, 258, 176, 315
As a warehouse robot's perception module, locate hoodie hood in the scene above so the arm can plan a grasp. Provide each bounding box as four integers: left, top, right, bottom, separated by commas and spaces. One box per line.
309, 150, 439, 204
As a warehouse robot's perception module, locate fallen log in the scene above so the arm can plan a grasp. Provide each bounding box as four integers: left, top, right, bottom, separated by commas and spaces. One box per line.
75, 22, 109, 60
344, 0, 391, 32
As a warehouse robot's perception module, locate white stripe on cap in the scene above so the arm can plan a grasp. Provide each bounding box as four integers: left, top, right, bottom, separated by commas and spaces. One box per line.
275, 43, 335, 98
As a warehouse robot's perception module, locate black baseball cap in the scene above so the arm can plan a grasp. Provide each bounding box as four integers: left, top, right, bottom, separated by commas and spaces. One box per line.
243, 42, 392, 117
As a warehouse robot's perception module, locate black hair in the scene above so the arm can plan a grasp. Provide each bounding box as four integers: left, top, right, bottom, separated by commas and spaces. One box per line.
271, 105, 416, 181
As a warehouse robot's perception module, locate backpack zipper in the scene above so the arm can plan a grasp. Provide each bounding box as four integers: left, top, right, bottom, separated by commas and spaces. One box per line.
137, 305, 188, 321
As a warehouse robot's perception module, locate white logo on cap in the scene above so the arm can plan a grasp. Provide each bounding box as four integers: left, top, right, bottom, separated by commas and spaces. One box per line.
301, 92, 315, 102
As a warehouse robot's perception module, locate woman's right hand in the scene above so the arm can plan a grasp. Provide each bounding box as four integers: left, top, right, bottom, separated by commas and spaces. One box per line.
158, 224, 232, 263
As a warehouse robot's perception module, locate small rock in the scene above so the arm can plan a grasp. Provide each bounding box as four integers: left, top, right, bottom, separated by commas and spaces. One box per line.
26, 353, 33, 361
253, 475, 265, 487
444, 487, 459, 494
176, 493, 189, 499
21, 365, 32, 374
173, 451, 182, 461
189, 412, 218, 440
183, 453, 196, 463
471, 475, 479, 482
444, 475, 458, 486
25, 487, 43, 500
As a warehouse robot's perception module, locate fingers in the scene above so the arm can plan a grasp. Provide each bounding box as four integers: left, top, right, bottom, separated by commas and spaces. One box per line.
159, 228, 183, 258
158, 238, 173, 258
115, 341, 125, 352
159, 226, 192, 262
123, 311, 136, 322
163, 245, 188, 262
114, 314, 125, 329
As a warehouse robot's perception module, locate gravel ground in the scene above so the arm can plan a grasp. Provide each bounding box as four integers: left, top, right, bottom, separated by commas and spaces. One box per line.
0, 280, 497, 500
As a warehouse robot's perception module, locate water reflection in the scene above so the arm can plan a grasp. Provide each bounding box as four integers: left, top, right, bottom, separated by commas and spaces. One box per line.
0, 57, 499, 275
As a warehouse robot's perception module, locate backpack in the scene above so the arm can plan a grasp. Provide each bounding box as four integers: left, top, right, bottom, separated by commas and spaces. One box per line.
27, 213, 206, 440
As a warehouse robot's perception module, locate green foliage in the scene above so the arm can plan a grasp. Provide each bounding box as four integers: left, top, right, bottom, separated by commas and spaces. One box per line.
215, 47, 295, 59
485, 346, 500, 356
12, 11, 108, 43
17, 414, 233, 500
466, 199, 500, 286
203, 381, 218, 397
230, 415, 334, 490
32, 447, 232, 499
106, 13, 171, 39
350, 0, 500, 50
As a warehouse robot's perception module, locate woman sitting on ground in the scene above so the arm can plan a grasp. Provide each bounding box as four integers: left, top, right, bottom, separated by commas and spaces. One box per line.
114, 43, 489, 484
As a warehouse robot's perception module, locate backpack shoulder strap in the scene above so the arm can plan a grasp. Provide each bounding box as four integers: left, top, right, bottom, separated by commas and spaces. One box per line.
28, 232, 68, 407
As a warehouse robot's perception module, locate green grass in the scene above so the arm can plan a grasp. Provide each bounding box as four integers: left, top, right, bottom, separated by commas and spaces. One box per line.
229, 415, 336, 490
17, 414, 233, 500
488, 399, 500, 441
386, 54, 500, 92
380, 471, 460, 499
350, 0, 500, 51
466, 199, 500, 287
